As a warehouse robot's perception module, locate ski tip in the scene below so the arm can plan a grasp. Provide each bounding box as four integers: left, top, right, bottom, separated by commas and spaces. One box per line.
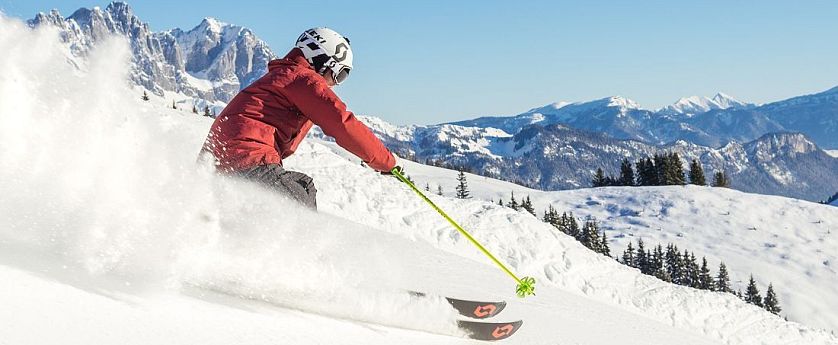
457, 320, 523, 341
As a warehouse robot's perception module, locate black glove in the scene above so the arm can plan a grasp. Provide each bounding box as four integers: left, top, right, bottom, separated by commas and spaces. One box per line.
381, 165, 403, 177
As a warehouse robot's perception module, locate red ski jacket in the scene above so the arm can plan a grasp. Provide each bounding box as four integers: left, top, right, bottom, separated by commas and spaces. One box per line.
202, 48, 396, 173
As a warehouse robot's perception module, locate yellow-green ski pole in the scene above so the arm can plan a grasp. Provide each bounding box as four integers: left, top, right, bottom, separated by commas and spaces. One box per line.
391, 167, 536, 298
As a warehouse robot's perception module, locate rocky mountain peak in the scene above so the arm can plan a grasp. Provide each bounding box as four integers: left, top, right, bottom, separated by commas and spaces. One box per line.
27, 2, 276, 103
746, 132, 818, 158
30, 9, 64, 26
712, 92, 749, 109
106, 1, 134, 18
194, 17, 226, 35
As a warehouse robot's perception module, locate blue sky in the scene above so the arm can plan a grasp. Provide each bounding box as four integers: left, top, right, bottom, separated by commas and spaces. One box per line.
2, 0, 838, 125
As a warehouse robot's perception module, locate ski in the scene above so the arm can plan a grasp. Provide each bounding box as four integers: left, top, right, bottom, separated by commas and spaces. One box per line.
457, 320, 523, 341
409, 291, 507, 319
447, 297, 507, 319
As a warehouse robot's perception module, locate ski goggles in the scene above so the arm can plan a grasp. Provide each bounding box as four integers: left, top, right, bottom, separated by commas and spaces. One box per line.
329, 64, 351, 85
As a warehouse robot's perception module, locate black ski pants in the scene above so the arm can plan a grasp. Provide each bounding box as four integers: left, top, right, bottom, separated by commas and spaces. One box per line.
239, 164, 317, 210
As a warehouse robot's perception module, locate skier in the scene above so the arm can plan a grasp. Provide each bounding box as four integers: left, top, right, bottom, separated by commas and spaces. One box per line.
200, 27, 398, 209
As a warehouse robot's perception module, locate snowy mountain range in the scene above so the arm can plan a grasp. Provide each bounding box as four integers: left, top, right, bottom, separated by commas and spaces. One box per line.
27, 2, 275, 103
451, 88, 838, 149
326, 117, 838, 202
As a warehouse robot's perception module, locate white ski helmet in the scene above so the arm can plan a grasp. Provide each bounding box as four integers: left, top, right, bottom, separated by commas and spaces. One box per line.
295, 27, 353, 85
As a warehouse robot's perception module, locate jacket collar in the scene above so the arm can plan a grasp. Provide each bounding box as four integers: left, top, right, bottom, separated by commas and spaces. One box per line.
268, 48, 311, 71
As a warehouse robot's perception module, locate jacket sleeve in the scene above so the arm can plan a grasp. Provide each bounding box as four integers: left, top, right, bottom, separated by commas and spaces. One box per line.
282, 74, 396, 172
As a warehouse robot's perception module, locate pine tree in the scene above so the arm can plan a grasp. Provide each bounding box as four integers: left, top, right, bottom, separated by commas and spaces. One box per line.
424, 182, 430, 192
622, 241, 636, 267
716, 262, 731, 293
192, 104, 198, 114
600, 230, 611, 257
203, 105, 212, 117
686, 252, 700, 288
455, 169, 470, 199
634, 158, 649, 186
674, 247, 687, 285
636, 158, 653, 186
673, 152, 687, 185
645, 157, 660, 186
763, 283, 782, 315
507, 192, 519, 210
580, 219, 601, 252
497, 198, 503, 206
543, 204, 558, 224
592, 168, 608, 187
745, 275, 763, 307
652, 245, 670, 282
556, 212, 567, 232
437, 184, 443, 196
688, 159, 706, 185
619, 158, 635, 186
549, 206, 560, 227
141, 90, 150, 101
653, 154, 667, 185
521, 196, 535, 216
712, 171, 730, 188
636, 239, 649, 274
563, 212, 580, 239
172, 100, 177, 109
665, 244, 684, 284
698, 257, 714, 290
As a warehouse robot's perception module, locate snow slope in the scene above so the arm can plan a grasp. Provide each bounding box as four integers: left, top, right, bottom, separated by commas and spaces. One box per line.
827, 149, 838, 158
1, 15, 837, 345
404, 162, 838, 333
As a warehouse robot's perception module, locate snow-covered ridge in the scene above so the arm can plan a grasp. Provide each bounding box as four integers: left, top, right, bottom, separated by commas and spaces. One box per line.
660, 92, 753, 117
1, 16, 837, 343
